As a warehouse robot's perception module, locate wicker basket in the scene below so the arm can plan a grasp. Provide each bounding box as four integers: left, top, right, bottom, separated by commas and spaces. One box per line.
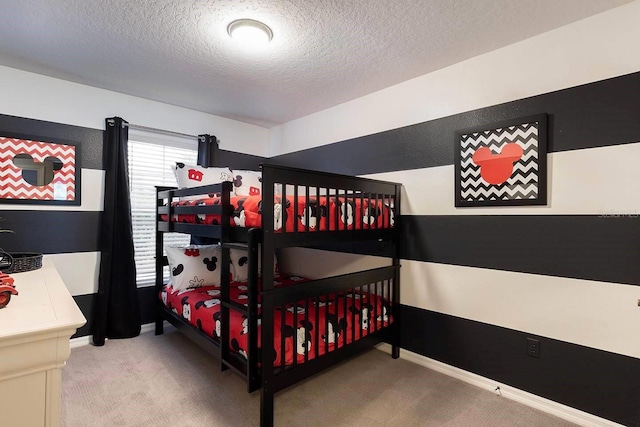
2, 252, 43, 273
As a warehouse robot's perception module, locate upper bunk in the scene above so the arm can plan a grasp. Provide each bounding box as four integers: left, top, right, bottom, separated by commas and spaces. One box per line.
156, 163, 401, 250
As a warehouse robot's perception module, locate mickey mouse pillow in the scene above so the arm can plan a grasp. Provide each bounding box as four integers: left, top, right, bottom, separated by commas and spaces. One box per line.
173, 163, 234, 200
165, 244, 221, 292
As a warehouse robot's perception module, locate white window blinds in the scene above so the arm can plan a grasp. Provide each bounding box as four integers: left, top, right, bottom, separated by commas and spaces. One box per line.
128, 138, 198, 287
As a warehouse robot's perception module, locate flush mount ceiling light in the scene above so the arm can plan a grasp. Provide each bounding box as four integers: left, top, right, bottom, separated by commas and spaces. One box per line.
227, 19, 273, 47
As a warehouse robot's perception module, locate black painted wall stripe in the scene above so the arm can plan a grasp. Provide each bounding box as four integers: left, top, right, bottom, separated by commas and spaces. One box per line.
400, 215, 640, 285
0, 113, 104, 170
72, 294, 94, 339
400, 305, 640, 426
0, 210, 101, 254
269, 71, 640, 176
219, 149, 265, 171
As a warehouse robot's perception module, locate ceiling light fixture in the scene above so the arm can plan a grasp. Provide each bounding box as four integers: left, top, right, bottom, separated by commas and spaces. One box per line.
227, 19, 273, 47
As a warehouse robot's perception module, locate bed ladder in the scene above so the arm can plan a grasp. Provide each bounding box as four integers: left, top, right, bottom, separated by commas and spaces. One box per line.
219, 228, 261, 393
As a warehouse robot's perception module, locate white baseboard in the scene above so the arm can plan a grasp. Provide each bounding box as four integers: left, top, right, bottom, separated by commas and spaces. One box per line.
69, 335, 92, 349
69, 322, 161, 349
376, 344, 623, 427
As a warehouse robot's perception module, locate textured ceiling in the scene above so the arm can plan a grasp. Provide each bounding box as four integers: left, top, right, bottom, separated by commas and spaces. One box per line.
0, 0, 631, 128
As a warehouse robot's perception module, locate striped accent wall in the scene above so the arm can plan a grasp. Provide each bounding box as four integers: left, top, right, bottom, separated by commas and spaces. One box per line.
269, 72, 640, 426
0, 113, 265, 338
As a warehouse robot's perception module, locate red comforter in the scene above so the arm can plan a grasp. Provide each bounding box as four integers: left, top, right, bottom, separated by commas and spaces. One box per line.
160, 277, 392, 366
164, 194, 394, 232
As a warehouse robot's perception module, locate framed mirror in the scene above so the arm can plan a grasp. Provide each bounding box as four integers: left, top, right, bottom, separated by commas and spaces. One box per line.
0, 132, 81, 205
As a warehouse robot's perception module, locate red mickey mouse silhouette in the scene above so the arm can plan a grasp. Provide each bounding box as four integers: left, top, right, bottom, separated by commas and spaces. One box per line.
187, 169, 203, 182
472, 143, 523, 185
184, 248, 200, 257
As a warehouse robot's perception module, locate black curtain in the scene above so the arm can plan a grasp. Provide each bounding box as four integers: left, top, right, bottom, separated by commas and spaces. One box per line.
197, 134, 218, 167
93, 117, 140, 346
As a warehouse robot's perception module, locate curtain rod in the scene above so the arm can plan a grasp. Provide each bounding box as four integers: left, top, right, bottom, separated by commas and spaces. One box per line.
125, 123, 200, 140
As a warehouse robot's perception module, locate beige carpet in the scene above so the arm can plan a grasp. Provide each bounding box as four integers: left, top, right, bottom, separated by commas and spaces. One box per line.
62, 328, 579, 427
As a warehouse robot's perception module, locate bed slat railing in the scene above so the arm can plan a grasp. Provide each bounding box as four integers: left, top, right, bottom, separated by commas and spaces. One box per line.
156, 181, 235, 239
261, 267, 397, 394
261, 186, 397, 249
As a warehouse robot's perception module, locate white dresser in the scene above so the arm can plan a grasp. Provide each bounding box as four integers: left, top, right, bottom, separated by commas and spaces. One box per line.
0, 260, 86, 427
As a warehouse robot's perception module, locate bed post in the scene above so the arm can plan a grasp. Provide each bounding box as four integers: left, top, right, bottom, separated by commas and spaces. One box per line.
247, 227, 262, 392
392, 183, 402, 359
155, 186, 172, 336
197, 134, 219, 167
260, 164, 276, 427
260, 390, 275, 427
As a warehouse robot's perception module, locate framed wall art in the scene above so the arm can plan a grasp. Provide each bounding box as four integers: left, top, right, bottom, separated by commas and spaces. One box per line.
0, 132, 81, 205
454, 114, 547, 207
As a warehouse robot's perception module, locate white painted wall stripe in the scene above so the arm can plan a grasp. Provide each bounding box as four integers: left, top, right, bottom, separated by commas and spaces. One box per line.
402, 260, 640, 360
45, 252, 100, 296
364, 142, 640, 216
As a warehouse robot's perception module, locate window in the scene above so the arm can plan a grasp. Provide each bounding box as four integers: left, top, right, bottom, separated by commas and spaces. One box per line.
128, 133, 198, 287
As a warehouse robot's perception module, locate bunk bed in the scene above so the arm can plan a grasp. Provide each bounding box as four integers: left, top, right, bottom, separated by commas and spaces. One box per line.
155, 157, 401, 427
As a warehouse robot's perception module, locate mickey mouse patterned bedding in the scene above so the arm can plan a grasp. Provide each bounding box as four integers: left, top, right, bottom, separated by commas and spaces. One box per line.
163, 194, 394, 232
160, 278, 393, 366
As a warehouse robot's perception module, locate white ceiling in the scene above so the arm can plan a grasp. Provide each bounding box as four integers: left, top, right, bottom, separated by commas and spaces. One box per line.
0, 0, 631, 128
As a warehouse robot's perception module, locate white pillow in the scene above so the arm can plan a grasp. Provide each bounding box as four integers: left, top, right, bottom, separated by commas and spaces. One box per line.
166, 244, 222, 292
230, 169, 262, 197
173, 163, 233, 199
229, 247, 277, 283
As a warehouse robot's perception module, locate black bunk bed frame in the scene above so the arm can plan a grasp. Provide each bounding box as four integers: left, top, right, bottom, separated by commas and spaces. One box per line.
155, 161, 401, 427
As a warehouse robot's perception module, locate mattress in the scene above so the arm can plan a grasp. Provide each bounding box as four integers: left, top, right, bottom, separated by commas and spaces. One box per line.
163, 194, 395, 232
160, 277, 393, 366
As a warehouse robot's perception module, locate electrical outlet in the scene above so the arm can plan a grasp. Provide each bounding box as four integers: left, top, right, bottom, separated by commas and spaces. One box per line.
527, 338, 540, 358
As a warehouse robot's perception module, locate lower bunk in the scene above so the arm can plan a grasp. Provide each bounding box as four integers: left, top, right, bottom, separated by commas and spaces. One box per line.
155, 265, 399, 427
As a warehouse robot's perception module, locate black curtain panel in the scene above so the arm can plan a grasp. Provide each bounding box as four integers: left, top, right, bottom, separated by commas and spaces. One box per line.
197, 134, 218, 167
93, 117, 140, 346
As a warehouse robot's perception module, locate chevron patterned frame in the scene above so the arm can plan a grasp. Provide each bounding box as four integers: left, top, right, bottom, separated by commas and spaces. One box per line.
454, 114, 547, 207
0, 131, 81, 205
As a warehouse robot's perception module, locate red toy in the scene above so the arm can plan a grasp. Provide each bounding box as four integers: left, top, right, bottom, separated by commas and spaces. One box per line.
0, 272, 17, 309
